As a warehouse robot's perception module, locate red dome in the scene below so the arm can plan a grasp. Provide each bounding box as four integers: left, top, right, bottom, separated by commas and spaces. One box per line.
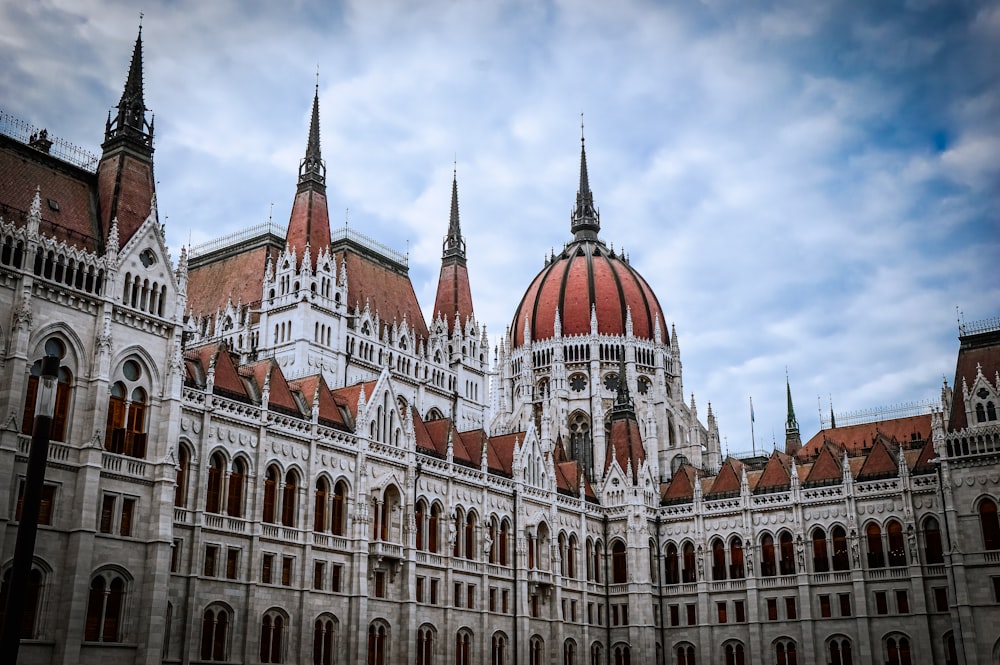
511, 240, 665, 347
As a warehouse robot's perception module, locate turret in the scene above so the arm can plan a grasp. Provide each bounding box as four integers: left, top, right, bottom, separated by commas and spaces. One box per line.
284, 84, 331, 268
432, 166, 475, 334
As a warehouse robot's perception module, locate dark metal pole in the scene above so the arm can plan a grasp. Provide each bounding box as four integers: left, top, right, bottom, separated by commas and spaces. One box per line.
0, 354, 59, 660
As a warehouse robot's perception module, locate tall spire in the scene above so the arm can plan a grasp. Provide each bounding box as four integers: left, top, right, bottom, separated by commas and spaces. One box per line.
285, 82, 331, 267
442, 162, 466, 262
784, 372, 802, 456
570, 115, 600, 241
104, 26, 153, 154
298, 82, 326, 188
433, 165, 474, 333
611, 346, 634, 419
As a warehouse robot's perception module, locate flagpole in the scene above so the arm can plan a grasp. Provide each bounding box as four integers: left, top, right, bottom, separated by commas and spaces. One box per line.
750, 396, 756, 456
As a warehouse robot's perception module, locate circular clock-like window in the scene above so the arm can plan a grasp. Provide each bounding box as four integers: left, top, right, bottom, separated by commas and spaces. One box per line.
139, 249, 156, 267
123, 359, 142, 381
604, 373, 619, 391
637, 376, 651, 395
569, 374, 588, 392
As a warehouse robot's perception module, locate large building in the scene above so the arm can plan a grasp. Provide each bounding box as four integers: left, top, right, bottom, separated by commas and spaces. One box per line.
1, 31, 999, 665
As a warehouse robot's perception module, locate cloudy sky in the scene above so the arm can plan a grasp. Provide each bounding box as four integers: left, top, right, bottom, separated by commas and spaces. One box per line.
2, 0, 997, 452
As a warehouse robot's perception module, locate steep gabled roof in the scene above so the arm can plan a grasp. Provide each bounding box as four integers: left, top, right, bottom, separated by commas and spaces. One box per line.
243, 359, 302, 417
803, 440, 844, 486
949, 327, 1000, 431
329, 379, 378, 422
605, 416, 645, 482
706, 457, 743, 496
911, 437, 937, 474
456, 429, 487, 468
486, 432, 522, 477
856, 434, 899, 480
288, 374, 351, 431
755, 450, 792, 493
662, 464, 698, 502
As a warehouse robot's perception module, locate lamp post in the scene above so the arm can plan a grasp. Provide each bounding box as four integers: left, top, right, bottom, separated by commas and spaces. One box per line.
0, 354, 60, 660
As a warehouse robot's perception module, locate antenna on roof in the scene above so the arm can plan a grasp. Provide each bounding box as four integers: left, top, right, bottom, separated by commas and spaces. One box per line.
345, 208, 349, 227
268, 202, 273, 223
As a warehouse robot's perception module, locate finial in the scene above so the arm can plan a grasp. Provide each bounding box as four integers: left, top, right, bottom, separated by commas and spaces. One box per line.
315, 64, 320, 91
139, 11, 143, 31
580, 111, 585, 142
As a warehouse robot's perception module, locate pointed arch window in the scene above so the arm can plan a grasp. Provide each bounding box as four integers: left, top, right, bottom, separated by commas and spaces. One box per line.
259, 610, 284, 663
729, 537, 745, 578
206, 453, 225, 514
455, 629, 473, 665
760, 534, 776, 577
980, 498, 1000, 550
22, 360, 73, 442
228, 459, 246, 518
367, 621, 388, 665
430, 505, 442, 554
775, 639, 798, 665
416, 625, 434, 665
332, 481, 347, 536
832, 526, 850, 570
530, 636, 544, 665
924, 517, 944, 564
567, 535, 578, 578
887, 520, 906, 567
491, 632, 508, 665
200, 606, 229, 661
724, 642, 746, 665
611, 541, 627, 584
779, 531, 796, 575
712, 538, 727, 580
665, 543, 680, 585
675, 644, 694, 665
613, 644, 631, 665
105, 359, 149, 459
867, 523, 885, 568
263, 466, 278, 524
885, 635, 911, 665
175, 446, 190, 508
0, 566, 44, 639
812, 528, 830, 572
315, 478, 329, 532
682, 542, 696, 582
828, 637, 853, 665
282, 471, 299, 527
465, 512, 477, 561
564, 639, 577, 665
415, 501, 426, 551
84, 571, 127, 642
313, 616, 337, 665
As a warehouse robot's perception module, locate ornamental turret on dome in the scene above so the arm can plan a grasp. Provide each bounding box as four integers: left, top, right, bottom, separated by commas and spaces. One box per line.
509, 134, 665, 348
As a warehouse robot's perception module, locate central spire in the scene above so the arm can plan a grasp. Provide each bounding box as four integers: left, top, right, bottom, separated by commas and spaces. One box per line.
298, 83, 326, 188
103, 26, 153, 154
784, 373, 802, 456
442, 163, 466, 262
570, 116, 600, 241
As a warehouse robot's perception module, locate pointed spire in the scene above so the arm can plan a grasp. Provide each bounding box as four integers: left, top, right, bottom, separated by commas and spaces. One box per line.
784, 372, 802, 456
612, 346, 633, 416
104, 26, 152, 153
570, 115, 600, 241
442, 162, 466, 261
298, 82, 326, 187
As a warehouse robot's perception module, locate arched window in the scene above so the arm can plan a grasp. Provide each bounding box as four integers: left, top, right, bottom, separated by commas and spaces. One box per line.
282, 471, 299, 527
761, 534, 776, 577
313, 615, 337, 665
682, 542, 696, 582
415, 501, 426, 551
976, 403, 987, 422
867, 523, 885, 568
675, 644, 694, 665
593, 540, 604, 583
923, 517, 944, 564
729, 537, 745, 579
0, 566, 44, 639
315, 478, 329, 532
332, 481, 347, 536
530, 636, 545, 665
712, 538, 726, 580
885, 635, 912, 665
416, 625, 434, 665
590, 642, 603, 665
455, 629, 473, 665
828, 637, 853, 665
491, 632, 508, 665
465, 512, 477, 561
886, 520, 906, 567
832, 526, 850, 570
980, 498, 1000, 550
724, 642, 746, 665
568, 536, 578, 578
431, 505, 443, 554
988, 402, 998, 421
812, 528, 830, 572
105, 360, 149, 458
206, 453, 225, 514
779, 532, 796, 575
559, 534, 568, 576
175, 446, 190, 508
227, 458, 246, 518
22, 355, 73, 442
774, 639, 797, 665
259, 610, 285, 663
612, 541, 628, 584
564, 639, 577, 665
665, 543, 680, 584
944, 633, 957, 665
263, 466, 279, 524
200, 606, 229, 661
367, 621, 388, 665
84, 571, 127, 642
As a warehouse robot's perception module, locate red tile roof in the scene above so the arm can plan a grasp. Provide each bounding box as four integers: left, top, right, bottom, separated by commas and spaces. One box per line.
336, 248, 429, 340
856, 435, 899, 480
0, 137, 101, 252
285, 187, 331, 268
802, 441, 844, 486
949, 328, 1000, 431
706, 457, 743, 496
605, 415, 646, 481
432, 260, 475, 332
800, 414, 932, 458
288, 374, 351, 431
485, 432, 521, 477
510, 240, 665, 347
662, 464, 698, 501
755, 450, 793, 492
186, 244, 274, 318
329, 380, 378, 422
